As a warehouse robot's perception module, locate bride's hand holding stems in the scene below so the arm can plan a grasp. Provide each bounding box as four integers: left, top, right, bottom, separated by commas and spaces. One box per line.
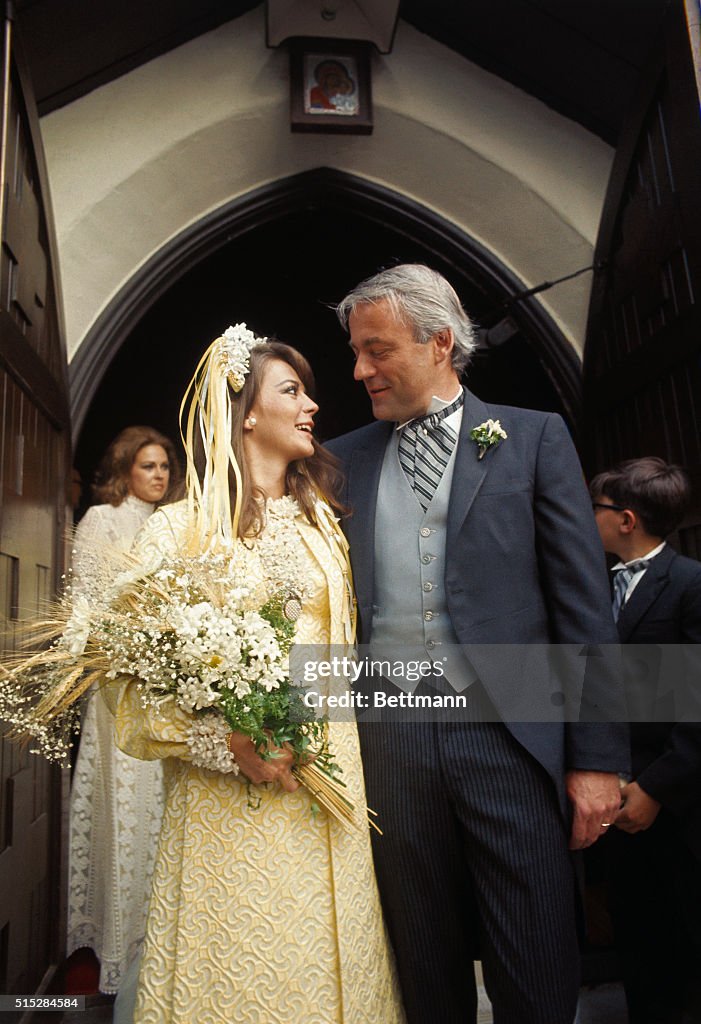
227, 731, 300, 792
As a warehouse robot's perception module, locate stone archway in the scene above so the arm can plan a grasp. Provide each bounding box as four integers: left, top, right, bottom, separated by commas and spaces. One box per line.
70, 168, 581, 448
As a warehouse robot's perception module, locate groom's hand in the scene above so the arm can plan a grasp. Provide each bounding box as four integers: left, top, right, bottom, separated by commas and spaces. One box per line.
566, 770, 622, 850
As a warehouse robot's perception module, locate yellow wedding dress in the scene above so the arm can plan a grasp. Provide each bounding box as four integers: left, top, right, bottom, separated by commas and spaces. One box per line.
112, 500, 405, 1024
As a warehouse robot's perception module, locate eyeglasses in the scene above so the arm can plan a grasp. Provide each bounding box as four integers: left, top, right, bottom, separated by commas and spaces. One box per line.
591, 502, 628, 513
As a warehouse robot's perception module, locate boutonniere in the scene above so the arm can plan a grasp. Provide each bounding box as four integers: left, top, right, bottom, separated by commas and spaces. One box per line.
470, 419, 507, 460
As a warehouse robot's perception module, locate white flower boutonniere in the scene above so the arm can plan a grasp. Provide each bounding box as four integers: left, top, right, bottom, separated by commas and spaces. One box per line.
470, 419, 508, 460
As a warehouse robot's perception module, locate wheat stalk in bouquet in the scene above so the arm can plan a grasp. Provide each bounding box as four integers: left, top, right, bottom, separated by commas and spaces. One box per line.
0, 556, 372, 833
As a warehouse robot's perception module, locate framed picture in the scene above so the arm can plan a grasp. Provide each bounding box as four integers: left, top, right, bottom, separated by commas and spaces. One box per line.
289, 38, 373, 135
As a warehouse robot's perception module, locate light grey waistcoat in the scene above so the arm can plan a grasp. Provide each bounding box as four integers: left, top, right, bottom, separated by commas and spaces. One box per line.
371, 430, 476, 692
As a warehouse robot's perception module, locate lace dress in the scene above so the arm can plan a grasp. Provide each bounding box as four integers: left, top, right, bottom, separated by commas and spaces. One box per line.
113, 500, 405, 1024
67, 496, 166, 993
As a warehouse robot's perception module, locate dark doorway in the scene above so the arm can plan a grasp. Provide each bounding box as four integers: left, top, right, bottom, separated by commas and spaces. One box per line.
73, 171, 576, 492
583, 2, 701, 557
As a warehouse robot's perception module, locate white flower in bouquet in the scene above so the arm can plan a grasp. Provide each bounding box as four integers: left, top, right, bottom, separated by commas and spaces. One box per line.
0, 515, 362, 830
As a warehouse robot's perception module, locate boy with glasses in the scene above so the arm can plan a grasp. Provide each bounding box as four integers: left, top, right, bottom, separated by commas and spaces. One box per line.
590, 456, 701, 1024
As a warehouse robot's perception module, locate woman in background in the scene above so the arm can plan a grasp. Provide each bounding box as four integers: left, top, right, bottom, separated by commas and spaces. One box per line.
66, 426, 180, 994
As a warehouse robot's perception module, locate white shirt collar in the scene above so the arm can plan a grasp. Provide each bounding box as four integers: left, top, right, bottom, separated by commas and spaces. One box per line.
396, 388, 464, 431
611, 540, 666, 572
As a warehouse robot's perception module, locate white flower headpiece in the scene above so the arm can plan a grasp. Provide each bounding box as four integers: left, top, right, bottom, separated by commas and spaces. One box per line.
180, 323, 268, 548
217, 323, 268, 392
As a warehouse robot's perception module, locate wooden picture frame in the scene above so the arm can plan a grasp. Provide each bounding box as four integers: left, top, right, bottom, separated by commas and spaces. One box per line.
289, 38, 373, 135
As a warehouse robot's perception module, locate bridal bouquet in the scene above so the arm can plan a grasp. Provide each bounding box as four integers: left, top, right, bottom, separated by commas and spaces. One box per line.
0, 550, 358, 829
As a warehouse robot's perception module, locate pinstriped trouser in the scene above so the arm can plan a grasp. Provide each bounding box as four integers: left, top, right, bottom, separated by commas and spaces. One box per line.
356, 691, 580, 1024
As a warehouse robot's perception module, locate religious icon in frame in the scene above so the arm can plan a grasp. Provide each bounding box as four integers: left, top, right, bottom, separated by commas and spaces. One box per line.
290, 38, 373, 134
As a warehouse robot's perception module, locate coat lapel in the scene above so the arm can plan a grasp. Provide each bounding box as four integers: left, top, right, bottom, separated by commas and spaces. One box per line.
345, 421, 393, 618
616, 545, 675, 641
297, 515, 348, 645
447, 387, 492, 545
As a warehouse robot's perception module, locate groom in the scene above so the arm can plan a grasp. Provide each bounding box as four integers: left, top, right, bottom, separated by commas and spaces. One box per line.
328, 264, 629, 1024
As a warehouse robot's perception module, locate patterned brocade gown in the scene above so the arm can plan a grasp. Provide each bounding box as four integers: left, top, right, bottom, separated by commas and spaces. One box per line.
113, 502, 405, 1024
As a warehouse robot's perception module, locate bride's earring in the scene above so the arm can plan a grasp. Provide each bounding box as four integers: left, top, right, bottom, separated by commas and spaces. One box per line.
246, 416, 257, 428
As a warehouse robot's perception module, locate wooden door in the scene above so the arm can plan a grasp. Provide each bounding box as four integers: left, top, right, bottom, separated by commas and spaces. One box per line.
583, 0, 701, 555
0, 9, 70, 1000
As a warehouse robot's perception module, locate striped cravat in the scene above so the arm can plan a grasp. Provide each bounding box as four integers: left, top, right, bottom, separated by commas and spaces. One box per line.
611, 559, 649, 620
398, 393, 464, 511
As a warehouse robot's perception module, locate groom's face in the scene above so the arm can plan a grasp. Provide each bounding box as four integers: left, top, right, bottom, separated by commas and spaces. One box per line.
349, 300, 439, 422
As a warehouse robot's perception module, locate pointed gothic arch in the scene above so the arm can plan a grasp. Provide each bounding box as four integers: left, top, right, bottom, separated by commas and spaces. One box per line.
70, 168, 581, 442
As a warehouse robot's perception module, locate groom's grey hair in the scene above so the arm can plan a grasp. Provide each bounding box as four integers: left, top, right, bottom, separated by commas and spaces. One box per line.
336, 264, 478, 373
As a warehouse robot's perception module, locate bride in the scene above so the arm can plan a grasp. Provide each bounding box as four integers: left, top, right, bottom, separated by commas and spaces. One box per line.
110, 326, 405, 1023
